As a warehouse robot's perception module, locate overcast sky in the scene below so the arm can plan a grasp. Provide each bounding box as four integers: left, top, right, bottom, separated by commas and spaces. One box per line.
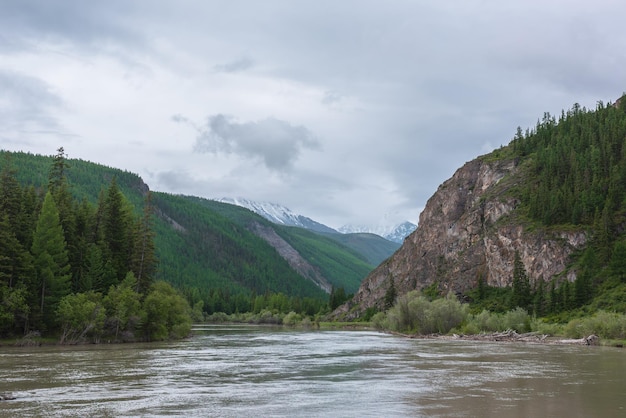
1, 1, 624, 229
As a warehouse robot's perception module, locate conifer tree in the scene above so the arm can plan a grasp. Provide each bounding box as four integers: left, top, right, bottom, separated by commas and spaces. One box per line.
101, 177, 132, 283
30, 191, 72, 330
511, 251, 531, 310
0, 214, 33, 289
130, 192, 157, 294
48, 147, 75, 237
532, 278, 546, 317
384, 280, 397, 310
0, 154, 23, 226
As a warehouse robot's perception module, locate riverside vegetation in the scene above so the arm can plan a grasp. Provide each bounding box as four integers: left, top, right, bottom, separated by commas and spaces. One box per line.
0, 149, 191, 344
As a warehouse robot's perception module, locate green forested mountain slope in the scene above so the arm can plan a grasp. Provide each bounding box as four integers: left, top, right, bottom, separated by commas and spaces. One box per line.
501, 98, 626, 314
1, 150, 373, 311
174, 195, 375, 294
5, 151, 148, 209
318, 231, 400, 266
151, 192, 327, 297
179, 196, 398, 266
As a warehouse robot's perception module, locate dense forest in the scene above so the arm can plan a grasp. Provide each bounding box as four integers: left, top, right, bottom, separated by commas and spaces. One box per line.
475, 98, 626, 318
0, 148, 370, 338
0, 148, 191, 342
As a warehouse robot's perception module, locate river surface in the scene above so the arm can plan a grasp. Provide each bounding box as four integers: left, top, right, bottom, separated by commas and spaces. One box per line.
1, 325, 625, 417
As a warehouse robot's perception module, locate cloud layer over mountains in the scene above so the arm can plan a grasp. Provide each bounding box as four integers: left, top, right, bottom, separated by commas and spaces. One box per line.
1, 1, 625, 228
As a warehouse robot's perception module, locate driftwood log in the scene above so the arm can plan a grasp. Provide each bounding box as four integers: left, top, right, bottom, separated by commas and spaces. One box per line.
390, 329, 600, 345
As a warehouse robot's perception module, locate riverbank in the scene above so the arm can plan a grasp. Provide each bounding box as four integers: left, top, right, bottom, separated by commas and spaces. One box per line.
385, 329, 626, 348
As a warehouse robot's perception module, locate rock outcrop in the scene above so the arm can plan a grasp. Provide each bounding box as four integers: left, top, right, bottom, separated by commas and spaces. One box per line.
335, 157, 587, 319
249, 222, 333, 293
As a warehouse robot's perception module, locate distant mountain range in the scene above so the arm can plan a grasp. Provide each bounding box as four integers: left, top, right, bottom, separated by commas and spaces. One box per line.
338, 222, 417, 243
216, 197, 416, 243
216, 198, 337, 234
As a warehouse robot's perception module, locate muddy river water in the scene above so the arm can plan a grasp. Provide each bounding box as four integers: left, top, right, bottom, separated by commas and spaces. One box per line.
1, 325, 624, 417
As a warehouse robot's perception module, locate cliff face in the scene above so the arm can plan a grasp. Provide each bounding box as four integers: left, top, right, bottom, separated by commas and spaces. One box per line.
336, 158, 587, 319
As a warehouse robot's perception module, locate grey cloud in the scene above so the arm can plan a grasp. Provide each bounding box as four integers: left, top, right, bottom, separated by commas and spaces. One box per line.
321, 90, 343, 105
0, 0, 145, 56
213, 58, 254, 74
0, 70, 62, 132
155, 169, 196, 192
194, 115, 321, 171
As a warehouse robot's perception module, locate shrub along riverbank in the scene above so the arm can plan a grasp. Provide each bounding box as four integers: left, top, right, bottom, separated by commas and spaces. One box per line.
369, 291, 626, 347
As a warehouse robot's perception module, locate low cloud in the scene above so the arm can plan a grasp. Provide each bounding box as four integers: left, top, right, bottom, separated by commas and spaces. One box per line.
0, 70, 62, 131
213, 57, 254, 74
321, 90, 343, 105
194, 114, 320, 171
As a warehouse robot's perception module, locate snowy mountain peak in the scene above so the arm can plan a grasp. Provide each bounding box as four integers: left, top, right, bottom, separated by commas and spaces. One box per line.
216, 197, 338, 234
338, 221, 417, 243
216, 197, 416, 243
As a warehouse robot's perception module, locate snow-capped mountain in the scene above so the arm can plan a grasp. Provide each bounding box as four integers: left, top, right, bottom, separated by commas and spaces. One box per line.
216, 197, 338, 234
338, 221, 417, 243
217, 197, 416, 243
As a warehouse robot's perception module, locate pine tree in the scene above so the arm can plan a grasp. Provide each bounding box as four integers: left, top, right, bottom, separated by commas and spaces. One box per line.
101, 177, 132, 283
30, 192, 72, 331
532, 278, 546, 317
0, 215, 33, 289
511, 251, 531, 310
0, 154, 23, 226
384, 280, 397, 310
130, 192, 157, 294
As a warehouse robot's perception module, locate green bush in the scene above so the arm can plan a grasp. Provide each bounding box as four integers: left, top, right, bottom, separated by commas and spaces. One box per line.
143, 281, 192, 341
462, 308, 531, 334
371, 312, 387, 330
283, 311, 302, 326
384, 291, 468, 334
502, 307, 531, 333
564, 310, 626, 339
206, 312, 229, 322
57, 291, 106, 344
530, 318, 563, 336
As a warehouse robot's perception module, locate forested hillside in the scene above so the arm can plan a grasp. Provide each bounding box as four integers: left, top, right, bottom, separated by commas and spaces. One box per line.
0, 149, 191, 342
183, 195, 397, 267
501, 98, 626, 315
179, 195, 375, 292
339, 96, 626, 324
0, 149, 374, 331
151, 192, 328, 310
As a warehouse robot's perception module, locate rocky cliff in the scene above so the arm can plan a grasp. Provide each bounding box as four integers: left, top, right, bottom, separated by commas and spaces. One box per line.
335, 157, 587, 319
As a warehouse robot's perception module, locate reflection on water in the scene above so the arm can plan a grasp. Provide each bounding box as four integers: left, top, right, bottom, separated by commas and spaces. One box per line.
0, 325, 625, 417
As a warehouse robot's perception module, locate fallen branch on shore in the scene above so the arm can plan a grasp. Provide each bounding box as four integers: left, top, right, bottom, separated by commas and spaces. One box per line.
388, 329, 600, 345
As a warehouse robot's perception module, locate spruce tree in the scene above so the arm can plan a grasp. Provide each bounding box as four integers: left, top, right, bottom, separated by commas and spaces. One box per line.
30, 192, 72, 331
101, 177, 132, 283
0, 154, 23, 226
130, 192, 157, 294
511, 251, 531, 310
384, 280, 397, 310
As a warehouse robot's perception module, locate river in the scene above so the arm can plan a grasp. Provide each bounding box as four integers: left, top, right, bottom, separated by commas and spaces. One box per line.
1, 325, 624, 417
